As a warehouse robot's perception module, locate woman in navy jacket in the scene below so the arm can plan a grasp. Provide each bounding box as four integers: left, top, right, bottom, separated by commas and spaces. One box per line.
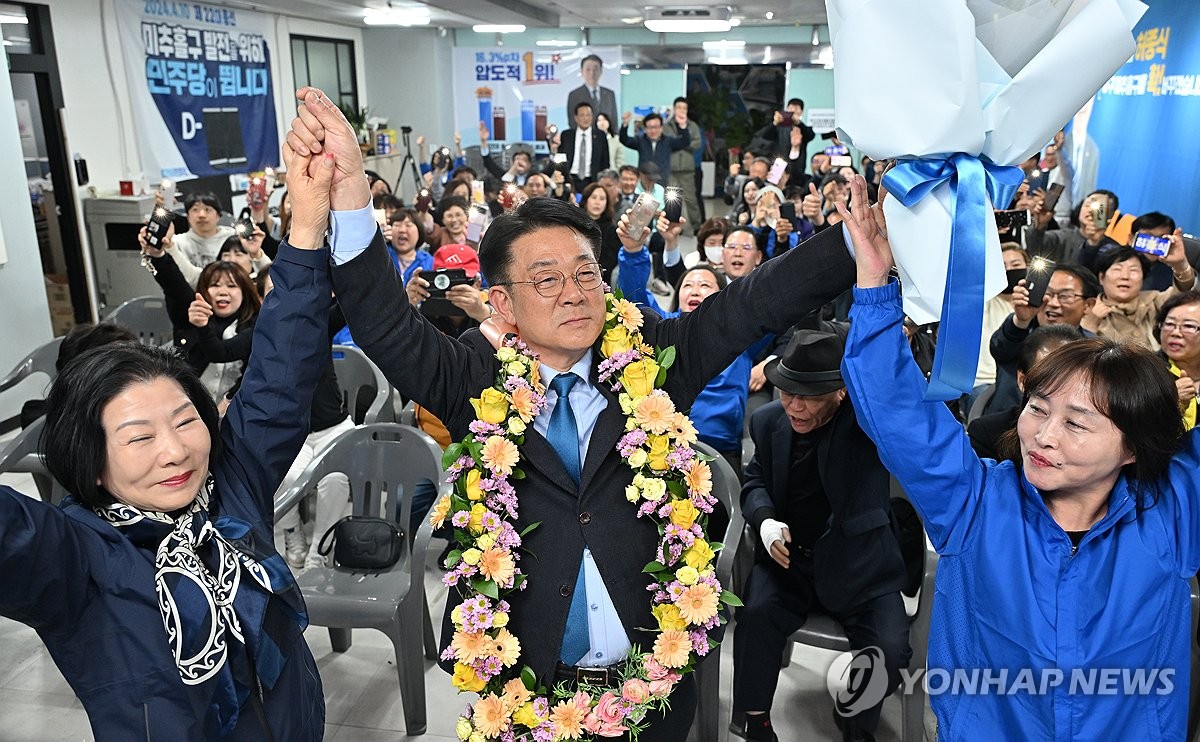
0, 147, 337, 740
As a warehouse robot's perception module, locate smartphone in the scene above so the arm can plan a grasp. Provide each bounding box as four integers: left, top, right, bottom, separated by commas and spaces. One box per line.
830, 155, 853, 167
663, 187, 684, 223
1133, 233, 1171, 258
994, 209, 1031, 231
779, 201, 798, 226
415, 189, 432, 212
372, 208, 387, 228
626, 192, 660, 236
247, 176, 268, 209
471, 179, 485, 205
1004, 268, 1027, 295
158, 178, 176, 211
1090, 199, 1108, 229
466, 203, 488, 244
824, 144, 849, 157
1024, 257, 1056, 307
1041, 182, 1065, 213
144, 206, 174, 248
234, 217, 256, 240
779, 111, 796, 126
766, 157, 788, 185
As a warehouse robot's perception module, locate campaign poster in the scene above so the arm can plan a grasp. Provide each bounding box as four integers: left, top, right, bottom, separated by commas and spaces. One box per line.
118, 0, 279, 180
453, 46, 622, 154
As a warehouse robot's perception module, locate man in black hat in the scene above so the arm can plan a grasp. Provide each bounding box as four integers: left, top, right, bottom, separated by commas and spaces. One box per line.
731, 328, 911, 742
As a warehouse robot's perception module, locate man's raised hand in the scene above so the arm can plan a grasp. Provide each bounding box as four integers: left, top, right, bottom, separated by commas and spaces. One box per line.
288, 87, 370, 211
281, 133, 335, 250
836, 174, 892, 289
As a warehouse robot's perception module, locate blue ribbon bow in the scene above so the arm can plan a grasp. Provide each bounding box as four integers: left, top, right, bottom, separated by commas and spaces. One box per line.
882, 154, 1025, 400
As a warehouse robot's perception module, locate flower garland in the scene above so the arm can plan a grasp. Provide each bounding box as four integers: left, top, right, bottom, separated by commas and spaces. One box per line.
429, 291, 741, 741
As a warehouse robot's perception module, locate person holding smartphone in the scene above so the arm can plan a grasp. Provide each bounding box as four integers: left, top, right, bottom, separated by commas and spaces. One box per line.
751, 98, 838, 163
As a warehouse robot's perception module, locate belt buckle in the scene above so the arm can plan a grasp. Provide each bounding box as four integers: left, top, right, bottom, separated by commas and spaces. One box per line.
576, 667, 609, 685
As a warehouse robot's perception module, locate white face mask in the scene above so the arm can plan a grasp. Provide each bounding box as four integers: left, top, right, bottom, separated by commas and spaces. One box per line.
704, 246, 724, 265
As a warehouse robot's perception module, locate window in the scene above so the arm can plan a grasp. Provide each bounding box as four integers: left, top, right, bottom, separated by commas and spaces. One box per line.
290, 35, 357, 111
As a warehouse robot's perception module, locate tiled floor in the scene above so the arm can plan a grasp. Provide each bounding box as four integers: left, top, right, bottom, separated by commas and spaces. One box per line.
0, 468, 915, 741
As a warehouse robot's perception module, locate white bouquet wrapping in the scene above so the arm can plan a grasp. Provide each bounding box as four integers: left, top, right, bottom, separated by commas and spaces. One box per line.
827, 0, 1146, 398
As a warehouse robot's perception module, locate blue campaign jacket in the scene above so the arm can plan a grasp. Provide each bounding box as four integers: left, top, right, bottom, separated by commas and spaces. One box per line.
0, 244, 331, 741
843, 280, 1198, 742
616, 247, 769, 452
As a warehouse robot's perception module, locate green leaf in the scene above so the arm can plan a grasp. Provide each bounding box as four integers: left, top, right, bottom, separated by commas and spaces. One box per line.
708, 541, 724, 552
441, 442, 463, 469
445, 549, 463, 568
720, 590, 744, 607
521, 666, 538, 691
643, 560, 667, 574
666, 480, 687, 498
656, 345, 677, 371
511, 467, 526, 480
472, 578, 500, 600
519, 521, 541, 538
655, 367, 667, 387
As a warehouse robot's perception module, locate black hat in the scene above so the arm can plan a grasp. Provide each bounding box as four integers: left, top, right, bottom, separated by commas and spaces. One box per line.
764, 329, 845, 396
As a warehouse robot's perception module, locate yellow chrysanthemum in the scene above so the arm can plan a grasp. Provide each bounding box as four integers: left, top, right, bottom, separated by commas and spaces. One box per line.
430, 494, 452, 529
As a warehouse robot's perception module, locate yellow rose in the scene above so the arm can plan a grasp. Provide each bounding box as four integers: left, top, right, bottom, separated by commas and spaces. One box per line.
601, 325, 634, 357
461, 548, 482, 566
456, 717, 474, 741
505, 360, 527, 376
476, 532, 496, 550
496, 346, 518, 363
676, 566, 700, 585
652, 603, 687, 631
620, 358, 660, 399
619, 393, 636, 415
683, 540, 715, 571
464, 469, 484, 501
469, 733, 486, 742
492, 611, 509, 628
452, 662, 486, 692
647, 434, 671, 471
470, 387, 510, 425
627, 449, 648, 469
451, 604, 464, 625
513, 701, 543, 728
670, 499, 699, 528
507, 416, 527, 435
626, 484, 640, 503
468, 503, 486, 534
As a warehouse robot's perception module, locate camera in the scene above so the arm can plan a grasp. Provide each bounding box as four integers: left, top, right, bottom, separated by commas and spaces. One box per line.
427, 268, 472, 297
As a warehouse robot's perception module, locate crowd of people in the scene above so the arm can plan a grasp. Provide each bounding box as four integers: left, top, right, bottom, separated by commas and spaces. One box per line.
1, 78, 1198, 742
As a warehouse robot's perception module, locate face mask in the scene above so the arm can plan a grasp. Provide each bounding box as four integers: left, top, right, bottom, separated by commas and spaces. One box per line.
704, 246, 724, 265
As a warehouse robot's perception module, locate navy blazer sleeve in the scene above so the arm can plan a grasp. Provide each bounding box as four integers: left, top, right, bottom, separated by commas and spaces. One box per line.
217, 244, 332, 525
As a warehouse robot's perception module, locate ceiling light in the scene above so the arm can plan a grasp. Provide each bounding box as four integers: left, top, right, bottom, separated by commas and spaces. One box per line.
765, 11, 774, 20
702, 40, 745, 51
706, 56, 748, 66
473, 24, 525, 33
644, 6, 732, 33
729, 17, 742, 27
362, 7, 430, 26
0, 12, 29, 24
811, 25, 821, 45
536, 39, 579, 47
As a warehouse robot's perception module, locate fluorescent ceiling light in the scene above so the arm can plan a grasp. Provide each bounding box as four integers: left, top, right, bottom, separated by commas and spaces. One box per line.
473, 24, 526, 33
729, 17, 742, 27
644, 6, 732, 33
706, 56, 747, 65
0, 13, 29, 24
363, 7, 429, 26
536, 39, 579, 47
702, 40, 744, 51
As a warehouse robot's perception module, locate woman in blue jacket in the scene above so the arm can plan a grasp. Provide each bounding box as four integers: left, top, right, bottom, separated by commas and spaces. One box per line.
0, 147, 337, 740
838, 174, 1196, 741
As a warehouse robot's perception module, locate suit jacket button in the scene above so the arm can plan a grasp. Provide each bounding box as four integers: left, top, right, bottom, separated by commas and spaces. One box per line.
579, 512, 591, 525
560, 584, 571, 597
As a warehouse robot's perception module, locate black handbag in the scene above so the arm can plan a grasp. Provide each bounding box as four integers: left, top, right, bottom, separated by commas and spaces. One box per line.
317, 515, 405, 571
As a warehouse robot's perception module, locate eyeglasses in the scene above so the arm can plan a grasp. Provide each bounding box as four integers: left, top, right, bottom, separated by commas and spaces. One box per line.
500, 262, 603, 298
1161, 319, 1200, 336
1044, 290, 1084, 304
723, 242, 757, 253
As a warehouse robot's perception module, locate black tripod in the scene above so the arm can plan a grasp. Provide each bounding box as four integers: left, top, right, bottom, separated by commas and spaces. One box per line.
395, 126, 424, 202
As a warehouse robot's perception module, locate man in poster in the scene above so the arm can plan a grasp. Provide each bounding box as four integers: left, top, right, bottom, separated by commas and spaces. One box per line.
566, 54, 617, 125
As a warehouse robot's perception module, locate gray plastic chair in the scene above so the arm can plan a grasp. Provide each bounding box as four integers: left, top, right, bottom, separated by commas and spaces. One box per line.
104, 296, 174, 346
0, 336, 62, 399
691, 441, 745, 742
779, 479, 938, 742
0, 416, 65, 504
273, 423, 441, 736
331, 345, 395, 424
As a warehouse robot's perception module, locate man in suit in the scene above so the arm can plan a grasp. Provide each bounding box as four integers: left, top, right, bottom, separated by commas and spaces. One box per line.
619, 111, 691, 189
566, 53, 617, 126
286, 84, 858, 740
750, 98, 838, 163
665, 97, 703, 229
732, 329, 910, 742
558, 101, 609, 191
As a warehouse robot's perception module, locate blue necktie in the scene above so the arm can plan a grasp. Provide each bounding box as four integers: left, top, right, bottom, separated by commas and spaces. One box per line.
549, 373, 589, 664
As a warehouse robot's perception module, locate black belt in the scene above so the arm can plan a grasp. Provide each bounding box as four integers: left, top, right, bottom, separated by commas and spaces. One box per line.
554, 661, 616, 686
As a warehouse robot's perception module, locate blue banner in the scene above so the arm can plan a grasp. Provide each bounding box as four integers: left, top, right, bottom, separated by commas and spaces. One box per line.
1076, 3, 1200, 231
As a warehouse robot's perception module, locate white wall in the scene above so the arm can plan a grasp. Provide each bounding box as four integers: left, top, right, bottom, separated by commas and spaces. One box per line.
361, 27, 454, 144
0, 66, 55, 420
